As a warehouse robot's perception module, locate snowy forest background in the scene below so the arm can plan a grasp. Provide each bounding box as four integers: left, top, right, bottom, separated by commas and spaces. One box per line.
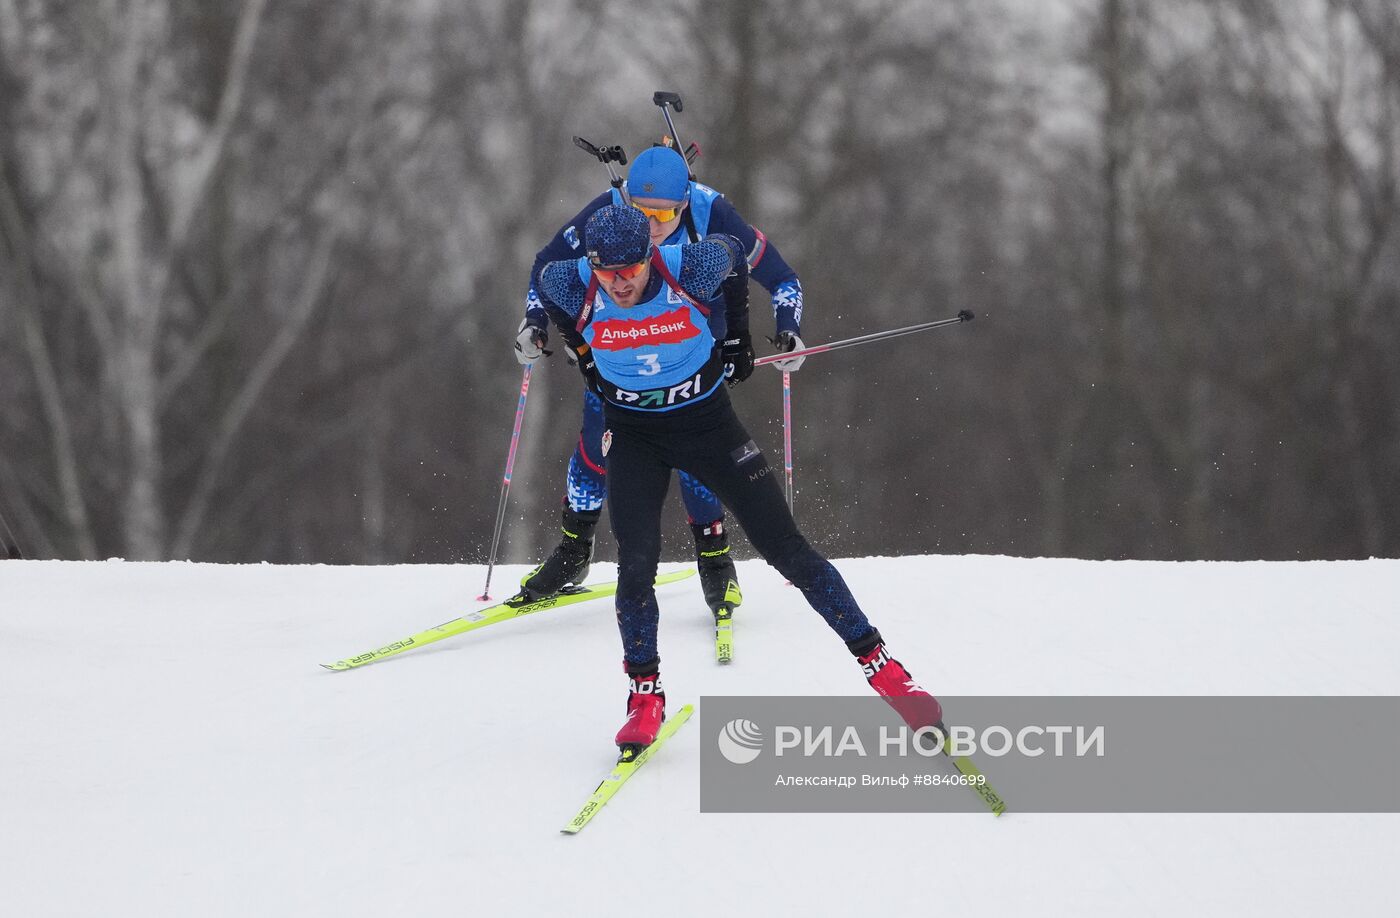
1, 0, 1397, 564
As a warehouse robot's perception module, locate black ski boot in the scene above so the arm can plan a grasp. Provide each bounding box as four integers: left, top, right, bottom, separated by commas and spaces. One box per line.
521, 508, 599, 600
692, 520, 742, 613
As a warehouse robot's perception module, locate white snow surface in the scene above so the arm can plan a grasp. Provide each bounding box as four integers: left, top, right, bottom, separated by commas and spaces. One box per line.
2, 555, 1397, 917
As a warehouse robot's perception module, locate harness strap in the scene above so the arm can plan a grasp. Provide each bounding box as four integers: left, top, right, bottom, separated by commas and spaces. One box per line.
649, 248, 710, 317
576, 273, 600, 335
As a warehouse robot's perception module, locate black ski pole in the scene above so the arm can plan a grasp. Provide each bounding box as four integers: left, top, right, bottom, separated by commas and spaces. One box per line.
754, 311, 975, 368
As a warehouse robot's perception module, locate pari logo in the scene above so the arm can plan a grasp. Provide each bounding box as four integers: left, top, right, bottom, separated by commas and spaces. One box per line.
717, 719, 765, 765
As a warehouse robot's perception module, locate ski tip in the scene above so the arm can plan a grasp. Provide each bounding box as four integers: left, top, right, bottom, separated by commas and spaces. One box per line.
655, 567, 698, 584
319, 663, 345, 672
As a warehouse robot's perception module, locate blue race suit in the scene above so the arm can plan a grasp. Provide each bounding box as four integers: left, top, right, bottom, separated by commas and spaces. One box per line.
525, 180, 803, 522
537, 236, 874, 669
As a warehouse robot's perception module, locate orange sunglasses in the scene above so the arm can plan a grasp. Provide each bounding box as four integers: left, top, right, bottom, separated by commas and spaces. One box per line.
632, 201, 684, 222
592, 259, 649, 283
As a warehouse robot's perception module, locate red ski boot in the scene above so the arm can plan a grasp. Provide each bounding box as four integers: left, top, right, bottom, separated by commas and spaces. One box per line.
615, 666, 666, 759
852, 632, 944, 735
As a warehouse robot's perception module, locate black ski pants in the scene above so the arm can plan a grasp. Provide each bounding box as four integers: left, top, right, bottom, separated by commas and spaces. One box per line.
603, 388, 874, 667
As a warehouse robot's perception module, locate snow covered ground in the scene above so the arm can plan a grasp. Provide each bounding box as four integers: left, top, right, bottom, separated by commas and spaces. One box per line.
2, 556, 1397, 916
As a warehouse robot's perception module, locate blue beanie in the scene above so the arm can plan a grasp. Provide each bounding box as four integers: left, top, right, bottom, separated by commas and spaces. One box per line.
627, 146, 690, 201
585, 204, 651, 267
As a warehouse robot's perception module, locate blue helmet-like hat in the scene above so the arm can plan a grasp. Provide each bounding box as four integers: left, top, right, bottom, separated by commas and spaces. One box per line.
627, 146, 690, 201
585, 204, 651, 267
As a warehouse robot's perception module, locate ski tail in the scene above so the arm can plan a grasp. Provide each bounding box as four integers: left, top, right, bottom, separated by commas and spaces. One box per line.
942, 734, 1007, 816
561, 704, 694, 834
714, 607, 733, 664
713, 580, 740, 664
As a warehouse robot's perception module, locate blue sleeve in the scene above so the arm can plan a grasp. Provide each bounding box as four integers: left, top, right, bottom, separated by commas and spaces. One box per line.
523, 285, 548, 330
523, 191, 613, 329
703, 196, 803, 336
677, 238, 736, 303
704, 233, 749, 341
537, 261, 590, 352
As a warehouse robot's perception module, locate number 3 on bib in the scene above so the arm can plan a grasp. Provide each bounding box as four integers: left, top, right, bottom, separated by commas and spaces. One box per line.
636, 353, 660, 376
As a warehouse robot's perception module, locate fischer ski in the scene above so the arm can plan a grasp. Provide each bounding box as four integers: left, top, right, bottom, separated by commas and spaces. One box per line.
714, 607, 733, 664
320, 569, 696, 671
941, 732, 1007, 816
561, 704, 694, 835
710, 579, 741, 664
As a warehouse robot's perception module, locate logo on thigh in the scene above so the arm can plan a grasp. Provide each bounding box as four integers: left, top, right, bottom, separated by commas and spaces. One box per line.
602, 429, 613, 457
730, 440, 762, 466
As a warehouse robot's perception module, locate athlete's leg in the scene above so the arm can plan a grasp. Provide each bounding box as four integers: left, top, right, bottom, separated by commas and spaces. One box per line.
675, 407, 873, 644
605, 428, 673, 668
677, 470, 722, 524
565, 390, 608, 513
677, 470, 740, 613
675, 400, 941, 730
521, 390, 608, 598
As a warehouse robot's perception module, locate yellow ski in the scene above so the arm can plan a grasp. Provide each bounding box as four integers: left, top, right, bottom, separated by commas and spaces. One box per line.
321, 569, 695, 671
942, 732, 1007, 816
561, 704, 694, 835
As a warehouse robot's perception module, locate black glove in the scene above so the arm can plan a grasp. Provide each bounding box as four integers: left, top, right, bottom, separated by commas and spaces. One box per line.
721, 331, 754, 386
575, 347, 601, 395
